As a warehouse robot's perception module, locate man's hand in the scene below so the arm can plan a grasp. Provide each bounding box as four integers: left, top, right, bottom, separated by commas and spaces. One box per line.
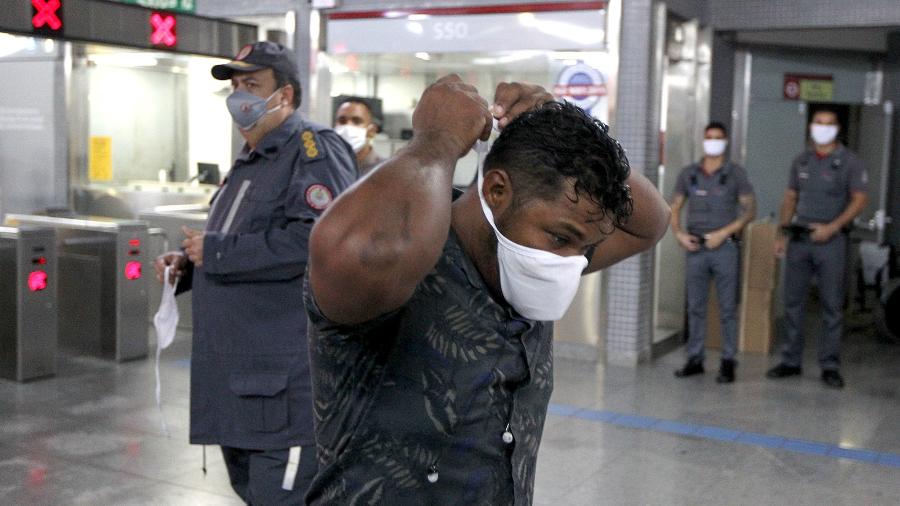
492, 82, 554, 129
154, 250, 187, 285
676, 231, 700, 252
809, 222, 838, 243
411, 74, 493, 159
703, 230, 729, 250
182, 226, 205, 267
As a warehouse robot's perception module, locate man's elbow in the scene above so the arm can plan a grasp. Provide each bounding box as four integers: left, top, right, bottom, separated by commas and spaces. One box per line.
651, 202, 672, 243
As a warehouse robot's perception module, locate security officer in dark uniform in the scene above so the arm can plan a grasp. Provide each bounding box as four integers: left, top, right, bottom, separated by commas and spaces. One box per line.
671, 121, 756, 383
153, 41, 357, 503
769, 108, 868, 389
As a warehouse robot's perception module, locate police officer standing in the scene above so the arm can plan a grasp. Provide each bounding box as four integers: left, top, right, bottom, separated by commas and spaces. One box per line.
333, 96, 385, 175
671, 122, 756, 383
769, 108, 868, 389
153, 42, 357, 503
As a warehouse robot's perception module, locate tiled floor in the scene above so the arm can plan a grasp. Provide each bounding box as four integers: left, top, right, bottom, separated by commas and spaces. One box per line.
1, 307, 898, 505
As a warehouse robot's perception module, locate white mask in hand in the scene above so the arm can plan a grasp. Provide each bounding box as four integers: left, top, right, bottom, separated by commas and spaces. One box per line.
335, 124, 369, 153
475, 152, 587, 321
154, 266, 179, 349
153, 266, 179, 436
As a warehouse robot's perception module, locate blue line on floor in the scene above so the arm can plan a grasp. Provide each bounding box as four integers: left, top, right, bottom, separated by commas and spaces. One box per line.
547, 403, 900, 469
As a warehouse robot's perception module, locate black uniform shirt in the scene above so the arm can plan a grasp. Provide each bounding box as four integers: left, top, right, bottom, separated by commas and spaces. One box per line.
673, 161, 754, 235
788, 145, 868, 225
180, 112, 358, 450
304, 228, 554, 506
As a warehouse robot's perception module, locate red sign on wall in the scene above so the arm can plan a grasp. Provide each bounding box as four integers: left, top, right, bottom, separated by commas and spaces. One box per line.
150, 12, 177, 48
32, 0, 63, 34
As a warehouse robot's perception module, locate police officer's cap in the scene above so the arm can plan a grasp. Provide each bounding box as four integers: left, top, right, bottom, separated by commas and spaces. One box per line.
212, 41, 299, 81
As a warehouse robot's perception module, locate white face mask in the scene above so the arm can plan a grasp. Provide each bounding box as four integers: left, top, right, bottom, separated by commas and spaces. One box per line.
153, 266, 180, 435
334, 124, 369, 153
702, 139, 728, 157
476, 160, 588, 321
810, 123, 839, 146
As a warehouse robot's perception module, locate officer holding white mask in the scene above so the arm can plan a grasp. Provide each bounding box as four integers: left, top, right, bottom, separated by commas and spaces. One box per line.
333, 96, 385, 175
302, 77, 670, 505
769, 108, 869, 389
670, 121, 756, 383
153, 41, 357, 504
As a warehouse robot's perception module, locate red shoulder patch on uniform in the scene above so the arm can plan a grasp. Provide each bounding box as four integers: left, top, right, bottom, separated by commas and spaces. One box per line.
305, 184, 333, 210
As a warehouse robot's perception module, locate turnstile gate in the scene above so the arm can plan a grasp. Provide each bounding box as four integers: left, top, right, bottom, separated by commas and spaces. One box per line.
0, 226, 58, 381
4, 215, 150, 362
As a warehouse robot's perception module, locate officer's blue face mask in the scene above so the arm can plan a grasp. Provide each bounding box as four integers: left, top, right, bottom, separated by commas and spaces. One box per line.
226, 88, 284, 131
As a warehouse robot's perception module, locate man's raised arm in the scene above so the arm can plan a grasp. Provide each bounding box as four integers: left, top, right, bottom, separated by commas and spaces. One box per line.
308, 75, 493, 325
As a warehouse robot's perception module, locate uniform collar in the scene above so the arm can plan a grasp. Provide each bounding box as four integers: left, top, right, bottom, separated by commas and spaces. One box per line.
809, 144, 845, 161
693, 159, 732, 177
237, 112, 304, 162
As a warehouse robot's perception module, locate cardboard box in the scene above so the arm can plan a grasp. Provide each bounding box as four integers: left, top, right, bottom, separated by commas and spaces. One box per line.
743, 222, 779, 290
739, 287, 776, 354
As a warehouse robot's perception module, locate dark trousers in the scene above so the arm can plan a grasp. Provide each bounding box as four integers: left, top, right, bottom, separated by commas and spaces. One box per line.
782, 234, 847, 370
221, 445, 317, 505
685, 241, 740, 361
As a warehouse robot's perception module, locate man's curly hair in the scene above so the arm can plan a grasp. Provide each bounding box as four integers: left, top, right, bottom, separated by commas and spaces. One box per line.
483, 100, 633, 229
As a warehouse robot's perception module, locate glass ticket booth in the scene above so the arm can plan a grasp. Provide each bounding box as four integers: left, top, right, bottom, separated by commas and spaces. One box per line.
315, 2, 617, 359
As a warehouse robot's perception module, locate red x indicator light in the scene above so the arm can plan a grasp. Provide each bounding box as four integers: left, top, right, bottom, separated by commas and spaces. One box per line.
125, 261, 143, 281
32, 0, 63, 32
150, 12, 177, 48
28, 270, 48, 292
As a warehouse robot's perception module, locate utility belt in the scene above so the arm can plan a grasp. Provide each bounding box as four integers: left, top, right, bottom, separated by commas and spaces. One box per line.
781, 224, 850, 241
688, 230, 740, 248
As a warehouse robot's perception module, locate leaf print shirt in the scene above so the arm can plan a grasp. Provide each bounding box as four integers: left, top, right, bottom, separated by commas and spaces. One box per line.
304, 228, 555, 506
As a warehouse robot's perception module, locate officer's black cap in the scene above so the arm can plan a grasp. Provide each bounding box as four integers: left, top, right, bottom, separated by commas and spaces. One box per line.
211, 41, 299, 81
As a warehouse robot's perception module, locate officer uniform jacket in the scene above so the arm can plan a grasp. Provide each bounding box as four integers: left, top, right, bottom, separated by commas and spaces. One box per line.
788, 145, 868, 226
673, 161, 754, 235
177, 112, 358, 450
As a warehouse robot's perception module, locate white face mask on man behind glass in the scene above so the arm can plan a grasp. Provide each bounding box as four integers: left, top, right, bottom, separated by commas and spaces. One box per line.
810, 123, 839, 146
334, 124, 369, 153
702, 139, 728, 157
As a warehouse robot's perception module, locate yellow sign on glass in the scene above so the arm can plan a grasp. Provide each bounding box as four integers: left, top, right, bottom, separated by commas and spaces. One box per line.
800, 80, 834, 102
89, 136, 113, 181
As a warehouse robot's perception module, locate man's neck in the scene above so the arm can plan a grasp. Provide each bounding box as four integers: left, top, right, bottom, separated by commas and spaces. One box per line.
243, 107, 295, 151
451, 191, 503, 301
814, 142, 838, 157
356, 144, 373, 165
701, 155, 725, 174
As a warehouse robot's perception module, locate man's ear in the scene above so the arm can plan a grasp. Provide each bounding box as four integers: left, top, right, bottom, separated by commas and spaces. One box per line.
366, 123, 377, 140
282, 85, 295, 107
482, 169, 514, 213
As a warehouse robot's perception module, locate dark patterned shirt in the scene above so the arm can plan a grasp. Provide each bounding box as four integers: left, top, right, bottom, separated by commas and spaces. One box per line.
304, 229, 554, 505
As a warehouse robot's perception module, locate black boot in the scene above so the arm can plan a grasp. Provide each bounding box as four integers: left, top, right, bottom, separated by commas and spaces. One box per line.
821, 370, 845, 389
766, 363, 802, 379
716, 359, 736, 384
674, 357, 704, 378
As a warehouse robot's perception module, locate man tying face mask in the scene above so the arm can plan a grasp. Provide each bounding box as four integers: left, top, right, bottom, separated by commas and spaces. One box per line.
153, 41, 357, 504
304, 75, 670, 504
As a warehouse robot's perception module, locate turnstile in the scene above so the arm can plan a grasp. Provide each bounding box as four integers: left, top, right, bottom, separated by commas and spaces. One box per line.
4, 215, 150, 362
0, 226, 58, 381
